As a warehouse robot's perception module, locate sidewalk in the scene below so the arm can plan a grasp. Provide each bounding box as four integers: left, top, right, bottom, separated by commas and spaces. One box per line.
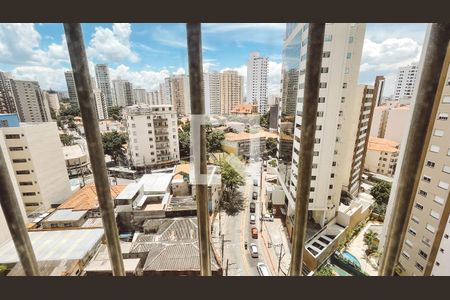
260, 218, 292, 276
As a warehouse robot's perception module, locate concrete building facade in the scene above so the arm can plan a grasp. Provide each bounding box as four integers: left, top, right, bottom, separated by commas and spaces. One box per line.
169, 75, 190, 115
394, 63, 419, 101
277, 23, 366, 227
64, 71, 79, 108
0, 72, 17, 115
10, 80, 51, 123
92, 88, 108, 120
247, 52, 269, 114
133, 88, 147, 105
364, 137, 399, 176
112, 79, 134, 107
220, 70, 244, 115
204, 71, 221, 115
125, 105, 180, 169
0, 114, 71, 213
95, 64, 114, 108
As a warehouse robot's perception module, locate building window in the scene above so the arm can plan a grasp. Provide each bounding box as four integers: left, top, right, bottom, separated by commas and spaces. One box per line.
346, 52, 352, 59
422, 175, 431, 183
411, 215, 420, 224
401, 251, 410, 259
324, 34, 332, 42
343, 83, 348, 88
5, 134, 20, 139
318, 97, 325, 103
348, 36, 354, 43
22, 192, 36, 196
415, 203, 424, 210
426, 223, 436, 234
321, 67, 329, 73
319, 82, 327, 88
418, 190, 427, 197
9, 147, 24, 151
317, 112, 324, 117
422, 237, 432, 247
430, 145, 440, 153
430, 210, 440, 220
322, 51, 331, 58
12, 159, 27, 163
434, 129, 444, 137
426, 160, 435, 168
405, 239, 413, 248
19, 182, 33, 186
16, 170, 31, 175
415, 263, 424, 272
438, 112, 448, 120
434, 195, 445, 205
442, 95, 450, 103
438, 181, 449, 190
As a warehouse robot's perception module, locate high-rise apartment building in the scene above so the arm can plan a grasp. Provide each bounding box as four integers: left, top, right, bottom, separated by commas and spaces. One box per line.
247, 52, 269, 114
220, 70, 244, 115
92, 88, 108, 120
386, 46, 450, 276
277, 23, 366, 228
95, 64, 114, 108
124, 105, 180, 169
168, 75, 190, 115
204, 71, 221, 115
10, 80, 51, 123
112, 79, 134, 107
373, 75, 386, 106
370, 104, 411, 144
343, 84, 376, 196
42, 90, 61, 116
394, 63, 419, 101
64, 71, 79, 108
159, 80, 171, 105
133, 88, 147, 105
0, 72, 17, 114
147, 90, 160, 105
0, 113, 71, 213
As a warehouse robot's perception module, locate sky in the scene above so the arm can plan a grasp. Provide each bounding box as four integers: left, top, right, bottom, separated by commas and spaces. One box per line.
0, 23, 427, 97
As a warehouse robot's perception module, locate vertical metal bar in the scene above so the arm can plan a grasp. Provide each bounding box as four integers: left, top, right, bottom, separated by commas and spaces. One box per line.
63, 23, 125, 276
289, 23, 325, 276
0, 151, 39, 276
186, 23, 212, 276
379, 23, 450, 276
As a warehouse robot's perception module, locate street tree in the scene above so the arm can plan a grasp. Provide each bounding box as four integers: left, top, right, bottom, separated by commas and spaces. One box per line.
260, 112, 270, 129
102, 131, 127, 164
266, 137, 277, 157
179, 130, 191, 158
207, 130, 225, 153
108, 106, 123, 121
218, 158, 245, 215
370, 181, 392, 205
60, 133, 75, 146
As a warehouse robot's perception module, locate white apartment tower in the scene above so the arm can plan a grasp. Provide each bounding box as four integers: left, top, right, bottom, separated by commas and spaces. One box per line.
10, 80, 51, 123
43, 90, 61, 116
0, 114, 71, 214
147, 90, 160, 105
277, 23, 366, 228
394, 63, 419, 101
125, 105, 180, 168
220, 70, 244, 115
204, 71, 221, 115
92, 88, 108, 120
169, 75, 191, 115
0, 72, 17, 114
64, 71, 79, 108
392, 47, 450, 276
247, 52, 269, 114
133, 88, 148, 105
112, 79, 134, 107
95, 64, 114, 108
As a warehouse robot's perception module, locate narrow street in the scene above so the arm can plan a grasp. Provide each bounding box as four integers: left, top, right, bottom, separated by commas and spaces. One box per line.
213, 161, 271, 276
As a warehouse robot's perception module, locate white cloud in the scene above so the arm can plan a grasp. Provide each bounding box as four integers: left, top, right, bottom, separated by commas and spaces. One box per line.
108, 64, 171, 91
360, 37, 422, 96
10, 66, 68, 90
87, 23, 139, 63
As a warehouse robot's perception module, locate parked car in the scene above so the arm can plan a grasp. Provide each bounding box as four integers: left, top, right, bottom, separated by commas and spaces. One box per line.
249, 243, 258, 258
250, 202, 256, 213
252, 191, 258, 200
251, 226, 258, 239
257, 262, 271, 276
260, 214, 274, 222
250, 214, 256, 224
253, 179, 258, 186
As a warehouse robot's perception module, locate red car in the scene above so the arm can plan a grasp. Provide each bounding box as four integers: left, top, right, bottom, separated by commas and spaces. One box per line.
251, 226, 258, 239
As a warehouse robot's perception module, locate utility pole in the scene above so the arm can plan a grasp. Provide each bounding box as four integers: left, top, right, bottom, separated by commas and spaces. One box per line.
278, 243, 284, 276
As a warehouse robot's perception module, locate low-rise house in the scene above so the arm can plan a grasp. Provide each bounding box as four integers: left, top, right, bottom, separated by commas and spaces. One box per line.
364, 137, 400, 177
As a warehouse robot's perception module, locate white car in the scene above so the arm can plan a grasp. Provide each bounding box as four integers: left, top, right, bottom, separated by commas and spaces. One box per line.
250, 214, 256, 224
260, 214, 274, 222
257, 262, 271, 276
249, 243, 258, 258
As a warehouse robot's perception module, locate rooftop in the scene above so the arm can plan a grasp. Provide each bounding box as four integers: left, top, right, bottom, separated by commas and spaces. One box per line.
140, 173, 173, 193
84, 244, 140, 275
224, 130, 278, 142
58, 183, 126, 211
45, 209, 88, 222
0, 229, 104, 264
367, 137, 399, 153
231, 103, 257, 114
63, 144, 87, 160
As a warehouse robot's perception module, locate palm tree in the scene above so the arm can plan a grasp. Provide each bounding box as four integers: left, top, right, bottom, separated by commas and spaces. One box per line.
363, 230, 379, 256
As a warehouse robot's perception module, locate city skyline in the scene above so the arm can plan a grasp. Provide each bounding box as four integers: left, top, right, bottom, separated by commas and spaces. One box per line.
0, 23, 426, 97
